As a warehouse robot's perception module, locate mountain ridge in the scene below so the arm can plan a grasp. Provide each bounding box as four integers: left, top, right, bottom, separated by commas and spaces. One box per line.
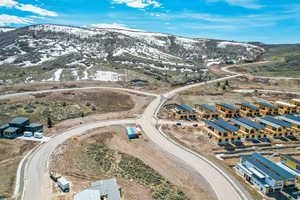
0, 24, 265, 84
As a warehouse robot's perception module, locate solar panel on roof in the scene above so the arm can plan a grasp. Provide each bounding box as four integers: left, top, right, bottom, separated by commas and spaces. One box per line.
197, 104, 217, 112
237, 118, 265, 129
256, 102, 278, 109
255, 117, 281, 129
281, 154, 300, 166
219, 104, 238, 111
285, 114, 300, 123
229, 118, 252, 129
204, 120, 226, 134
213, 119, 239, 132
239, 103, 259, 110
263, 116, 291, 128
178, 104, 196, 113
241, 155, 283, 182
252, 153, 295, 180
277, 116, 300, 126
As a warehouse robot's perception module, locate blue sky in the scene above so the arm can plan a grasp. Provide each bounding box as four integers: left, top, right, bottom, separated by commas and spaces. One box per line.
0, 0, 300, 44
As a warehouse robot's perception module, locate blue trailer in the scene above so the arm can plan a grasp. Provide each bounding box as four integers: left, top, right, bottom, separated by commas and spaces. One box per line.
126, 127, 138, 139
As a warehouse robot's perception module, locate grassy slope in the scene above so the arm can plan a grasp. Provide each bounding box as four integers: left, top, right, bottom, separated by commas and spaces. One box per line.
70, 132, 188, 200
0, 90, 134, 125
237, 44, 300, 77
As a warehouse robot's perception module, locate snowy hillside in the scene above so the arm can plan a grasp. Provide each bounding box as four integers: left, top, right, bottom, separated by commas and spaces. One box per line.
0, 24, 265, 83
0, 27, 15, 32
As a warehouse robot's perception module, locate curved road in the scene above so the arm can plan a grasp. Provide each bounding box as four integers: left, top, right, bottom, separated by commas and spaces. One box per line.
5, 75, 253, 200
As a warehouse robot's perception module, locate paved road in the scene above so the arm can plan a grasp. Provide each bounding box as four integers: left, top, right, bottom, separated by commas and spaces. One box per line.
139, 75, 252, 200
22, 119, 137, 200
13, 74, 252, 200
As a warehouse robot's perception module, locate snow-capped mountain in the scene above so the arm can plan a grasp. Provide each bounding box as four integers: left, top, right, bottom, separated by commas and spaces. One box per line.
0, 24, 265, 83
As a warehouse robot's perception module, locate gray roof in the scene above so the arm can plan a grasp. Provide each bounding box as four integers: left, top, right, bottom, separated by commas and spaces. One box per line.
9, 117, 29, 125
0, 124, 9, 130
4, 127, 19, 133
74, 179, 121, 200
25, 123, 43, 128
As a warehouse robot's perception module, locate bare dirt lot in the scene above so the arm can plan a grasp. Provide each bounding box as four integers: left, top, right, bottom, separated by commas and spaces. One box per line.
50, 126, 215, 200
0, 139, 37, 198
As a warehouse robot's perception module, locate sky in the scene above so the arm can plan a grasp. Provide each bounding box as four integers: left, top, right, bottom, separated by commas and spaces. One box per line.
0, 0, 300, 44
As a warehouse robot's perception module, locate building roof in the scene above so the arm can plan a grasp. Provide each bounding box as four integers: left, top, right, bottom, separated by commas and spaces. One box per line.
276, 116, 300, 126
280, 154, 300, 166
252, 153, 295, 180
237, 103, 259, 110
277, 162, 300, 177
275, 101, 296, 108
126, 127, 137, 136
241, 155, 283, 182
9, 117, 29, 125
75, 179, 121, 200
204, 120, 226, 134
3, 127, 19, 133
25, 123, 43, 128
229, 118, 253, 130
237, 118, 265, 129
196, 104, 217, 112
255, 102, 278, 109
263, 116, 291, 128
285, 114, 300, 123
0, 124, 9, 130
177, 104, 196, 113
255, 117, 281, 129
218, 103, 238, 111
213, 119, 239, 132
291, 98, 300, 103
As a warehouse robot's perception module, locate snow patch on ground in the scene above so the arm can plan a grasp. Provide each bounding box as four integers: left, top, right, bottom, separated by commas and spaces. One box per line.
0, 28, 15, 32
93, 71, 124, 81
217, 41, 257, 50
45, 68, 63, 82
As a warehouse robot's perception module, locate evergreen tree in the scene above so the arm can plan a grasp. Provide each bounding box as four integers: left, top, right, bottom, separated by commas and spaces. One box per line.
225, 80, 230, 86
47, 116, 53, 128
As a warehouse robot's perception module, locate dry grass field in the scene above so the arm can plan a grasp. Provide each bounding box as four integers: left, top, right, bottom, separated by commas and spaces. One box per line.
50, 126, 215, 200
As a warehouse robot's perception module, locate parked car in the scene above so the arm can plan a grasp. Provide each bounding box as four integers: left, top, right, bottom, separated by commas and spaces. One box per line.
34, 132, 43, 139
176, 122, 182, 126
24, 131, 33, 137
57, 177, 70, 192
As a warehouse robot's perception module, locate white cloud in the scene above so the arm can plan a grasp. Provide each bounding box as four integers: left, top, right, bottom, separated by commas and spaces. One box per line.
0, 0, 18, 8
112, 0, 161, 8
0, 0, 58, 17
0, 14, 32, 26
91, 23, 143, 31
207, 0, 263, 9
16, 4, 58, 16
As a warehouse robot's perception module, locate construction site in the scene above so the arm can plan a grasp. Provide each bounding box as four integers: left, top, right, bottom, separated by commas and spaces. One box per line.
164, 99, 300, 145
